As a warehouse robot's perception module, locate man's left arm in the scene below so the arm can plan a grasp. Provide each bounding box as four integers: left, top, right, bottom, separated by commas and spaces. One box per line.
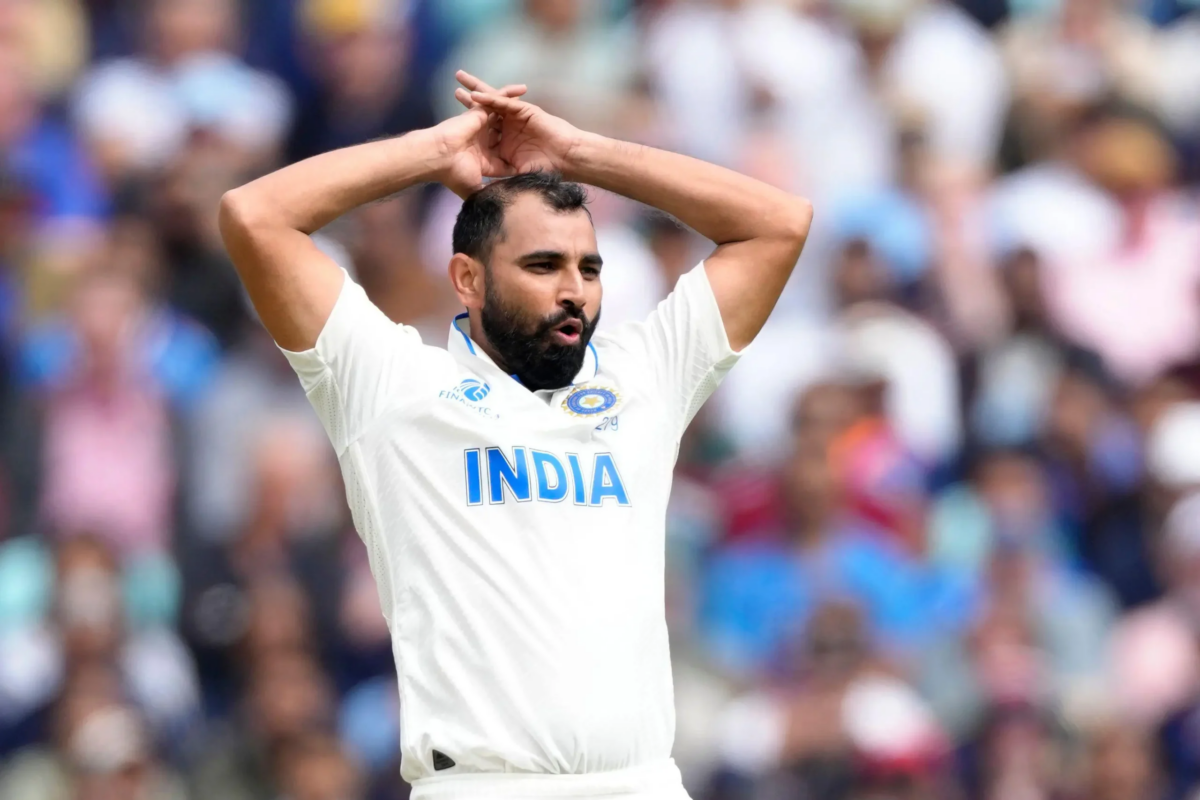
563, 135, 813, 351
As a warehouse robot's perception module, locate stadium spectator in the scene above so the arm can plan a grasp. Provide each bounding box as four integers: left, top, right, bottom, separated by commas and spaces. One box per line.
701, 441, 971, 677
183, 335, 327, 543
0, 699, 188, 800
18, 221, 221, 406
999, 0, 1163, 166
0, 40, 106, 226
288, 0, 433, 164
188, 646, 335, 800
276, 730, 368, 800
1082, 721, 1166, 800
436, 0, 638, 134
29, 271, 179, 556
1040, 104, 1200, 387
922, 449, 1117, 731
1108, 492, 1200, 727
72, 0, 291, 183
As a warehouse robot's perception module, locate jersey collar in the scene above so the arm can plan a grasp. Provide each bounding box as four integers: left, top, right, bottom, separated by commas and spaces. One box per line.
448, 312, 600, 387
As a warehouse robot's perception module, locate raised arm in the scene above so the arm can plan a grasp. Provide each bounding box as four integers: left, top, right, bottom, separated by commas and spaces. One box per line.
568, 138, 811, 350
218, 84, 525, 351
462, 77, 813, 351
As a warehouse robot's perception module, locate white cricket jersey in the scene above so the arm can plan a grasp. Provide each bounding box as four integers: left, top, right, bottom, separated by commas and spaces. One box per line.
280, 261, 742, 787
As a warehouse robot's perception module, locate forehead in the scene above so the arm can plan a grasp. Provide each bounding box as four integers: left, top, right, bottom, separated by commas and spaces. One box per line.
492, 193, 596, 259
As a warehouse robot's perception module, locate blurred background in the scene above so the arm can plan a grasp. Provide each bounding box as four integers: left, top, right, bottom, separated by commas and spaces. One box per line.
0, 0, 1199, 798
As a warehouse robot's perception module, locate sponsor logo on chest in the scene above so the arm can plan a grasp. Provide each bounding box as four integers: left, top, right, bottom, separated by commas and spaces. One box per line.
439, 379, 498, 418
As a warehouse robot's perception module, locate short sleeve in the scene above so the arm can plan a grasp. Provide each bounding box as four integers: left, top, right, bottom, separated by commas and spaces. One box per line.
278, 270, 425, 455
611, 262, 745, 433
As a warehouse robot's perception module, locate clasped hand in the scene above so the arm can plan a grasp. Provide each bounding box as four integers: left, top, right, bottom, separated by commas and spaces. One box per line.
433, 70, 584, 199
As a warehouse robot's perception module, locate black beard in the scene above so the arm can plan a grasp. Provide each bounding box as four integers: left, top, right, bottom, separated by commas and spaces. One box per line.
479, 280, 600, 391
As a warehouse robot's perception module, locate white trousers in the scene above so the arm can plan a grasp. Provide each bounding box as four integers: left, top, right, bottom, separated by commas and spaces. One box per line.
410, 758, 692, 800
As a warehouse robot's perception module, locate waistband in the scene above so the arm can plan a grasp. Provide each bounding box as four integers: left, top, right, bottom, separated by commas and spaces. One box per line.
410, 758, 688, 800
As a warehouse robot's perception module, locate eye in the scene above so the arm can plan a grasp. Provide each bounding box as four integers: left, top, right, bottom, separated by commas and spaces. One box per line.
526, 261, 554, 272
582, 265, 601, 278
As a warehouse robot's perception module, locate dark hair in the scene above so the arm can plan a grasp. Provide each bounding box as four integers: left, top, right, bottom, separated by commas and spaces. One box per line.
452, 172, 589, 264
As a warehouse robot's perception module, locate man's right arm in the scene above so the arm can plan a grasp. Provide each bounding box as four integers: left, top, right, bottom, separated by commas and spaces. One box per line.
218, 131, 454, 352
218, 88, 522, 351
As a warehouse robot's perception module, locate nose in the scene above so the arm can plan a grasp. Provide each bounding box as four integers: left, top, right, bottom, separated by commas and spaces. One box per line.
557, 266, 586, 312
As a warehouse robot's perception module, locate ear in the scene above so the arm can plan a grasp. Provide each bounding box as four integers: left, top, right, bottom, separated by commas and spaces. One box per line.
448, 253, 485, 310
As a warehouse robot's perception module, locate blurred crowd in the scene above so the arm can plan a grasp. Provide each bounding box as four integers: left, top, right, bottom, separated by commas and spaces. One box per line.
0, 0, 1199, 799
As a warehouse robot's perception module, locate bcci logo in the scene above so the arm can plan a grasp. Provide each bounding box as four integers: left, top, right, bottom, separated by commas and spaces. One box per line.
457, 378, 491, 402
563, 384, 620, 416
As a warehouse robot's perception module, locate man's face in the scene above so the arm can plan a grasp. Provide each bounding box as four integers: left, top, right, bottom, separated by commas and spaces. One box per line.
479, 193, 602, 391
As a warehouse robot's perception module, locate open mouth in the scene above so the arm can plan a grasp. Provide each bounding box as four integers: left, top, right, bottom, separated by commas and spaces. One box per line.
550, 318, 583, 344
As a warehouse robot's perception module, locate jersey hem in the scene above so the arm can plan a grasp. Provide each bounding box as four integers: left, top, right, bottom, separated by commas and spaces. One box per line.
409, 758, 687, 799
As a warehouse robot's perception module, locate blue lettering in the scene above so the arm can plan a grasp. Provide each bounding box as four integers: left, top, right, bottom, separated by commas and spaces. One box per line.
466, 447, 630, 508
487, 447, 531, 503
590, 453, 629, 506
532, 451, 568, 502
566, 453, 587, 505
464, 449, 482, 505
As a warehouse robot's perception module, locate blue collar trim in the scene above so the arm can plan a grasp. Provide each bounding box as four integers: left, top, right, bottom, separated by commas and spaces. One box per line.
452, 312, 476, 355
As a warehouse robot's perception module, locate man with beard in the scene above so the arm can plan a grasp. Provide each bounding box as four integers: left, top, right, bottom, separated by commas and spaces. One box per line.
217, 71, 813, 800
